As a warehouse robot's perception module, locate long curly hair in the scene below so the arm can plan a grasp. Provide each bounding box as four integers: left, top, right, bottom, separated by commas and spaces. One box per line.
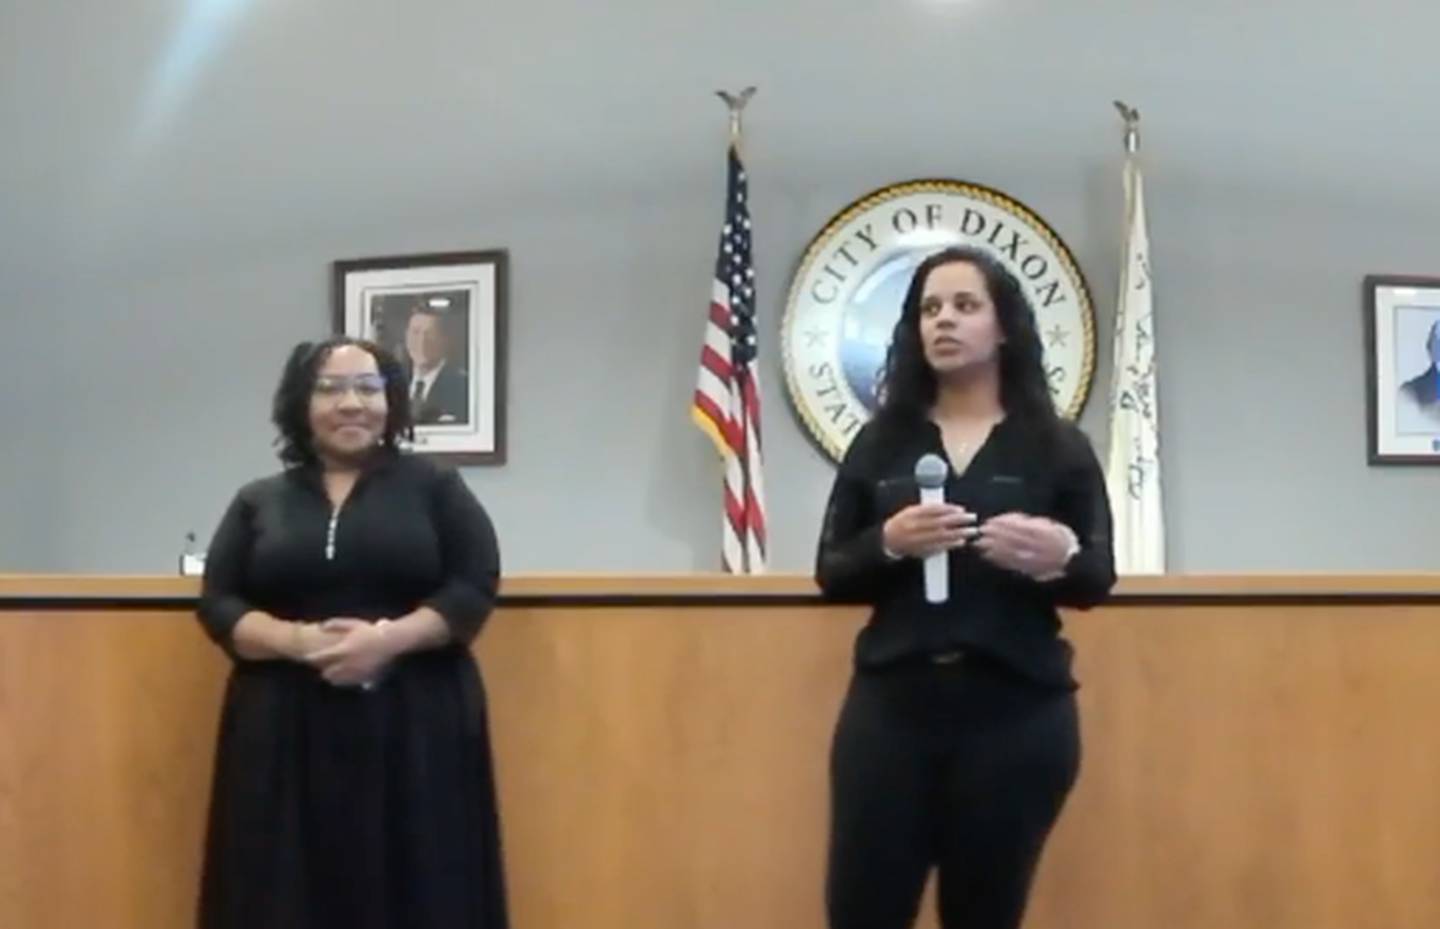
271, 337, 413, 467
874, 246, 1059, 436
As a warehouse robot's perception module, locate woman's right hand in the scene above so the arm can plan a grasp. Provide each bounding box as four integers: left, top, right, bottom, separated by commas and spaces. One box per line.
287, 622, 346, 664
881, 503, 978, 559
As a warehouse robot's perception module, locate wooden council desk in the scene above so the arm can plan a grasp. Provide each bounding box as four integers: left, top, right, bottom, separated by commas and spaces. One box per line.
2, 574, 1439, 928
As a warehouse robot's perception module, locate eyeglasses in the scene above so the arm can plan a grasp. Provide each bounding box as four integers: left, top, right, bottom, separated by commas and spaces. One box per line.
313, 374, 387, 400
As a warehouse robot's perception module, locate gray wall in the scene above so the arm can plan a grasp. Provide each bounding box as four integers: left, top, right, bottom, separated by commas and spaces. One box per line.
3, 0, 1439, 573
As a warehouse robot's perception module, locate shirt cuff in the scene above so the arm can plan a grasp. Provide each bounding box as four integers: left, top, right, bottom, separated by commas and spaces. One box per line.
1034, 524, 1081, 582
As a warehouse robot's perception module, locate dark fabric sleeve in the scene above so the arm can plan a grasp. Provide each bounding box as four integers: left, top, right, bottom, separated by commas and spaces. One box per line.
197, 489, 258, 658
814, 448, 906, 603
422, 468, 501, 644
1040, 429, 1118, 608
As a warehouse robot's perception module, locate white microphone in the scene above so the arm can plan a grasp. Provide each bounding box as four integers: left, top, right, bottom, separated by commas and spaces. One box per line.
914, 453, 950, 604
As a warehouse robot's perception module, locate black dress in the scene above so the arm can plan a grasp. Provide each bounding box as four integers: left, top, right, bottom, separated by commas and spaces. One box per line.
196, 453, 507, 929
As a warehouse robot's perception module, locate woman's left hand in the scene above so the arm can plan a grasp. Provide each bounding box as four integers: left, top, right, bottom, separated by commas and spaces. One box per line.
307, 619, 398, 688
973, 513, 1075, 579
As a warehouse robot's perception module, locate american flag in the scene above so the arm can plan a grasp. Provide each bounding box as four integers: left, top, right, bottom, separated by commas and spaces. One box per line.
691, 144, 767, 574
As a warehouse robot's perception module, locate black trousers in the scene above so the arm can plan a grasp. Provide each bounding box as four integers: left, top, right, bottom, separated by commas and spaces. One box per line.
826, 655, 1080, 929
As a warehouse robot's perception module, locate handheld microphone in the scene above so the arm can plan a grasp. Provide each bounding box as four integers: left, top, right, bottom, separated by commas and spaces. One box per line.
914, 454, 949, 604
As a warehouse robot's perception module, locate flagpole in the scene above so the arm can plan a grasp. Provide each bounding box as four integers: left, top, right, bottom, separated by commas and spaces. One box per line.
695, 87, 768, 574
716, 86, 756, 151
1105, 99, 1166, 574
1114, 99, 1139, 155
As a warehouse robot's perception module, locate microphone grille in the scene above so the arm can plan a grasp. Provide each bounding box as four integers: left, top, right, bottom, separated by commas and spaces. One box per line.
914, 453, 948, 489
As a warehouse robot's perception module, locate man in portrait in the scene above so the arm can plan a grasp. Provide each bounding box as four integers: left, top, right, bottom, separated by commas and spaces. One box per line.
404, 301, 470, 426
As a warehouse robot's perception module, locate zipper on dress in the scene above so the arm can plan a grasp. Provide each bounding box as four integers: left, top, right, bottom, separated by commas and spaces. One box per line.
325, 506, 341, 561
320, 472, 360, 561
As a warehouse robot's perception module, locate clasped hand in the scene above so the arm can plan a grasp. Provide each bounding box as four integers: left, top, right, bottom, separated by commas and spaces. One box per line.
295, 619, 396, 688
882, 505, 1073, 579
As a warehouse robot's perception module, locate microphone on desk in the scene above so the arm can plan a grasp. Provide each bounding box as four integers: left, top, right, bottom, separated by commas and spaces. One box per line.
178, 531, 207, 577
914, 454, 950, 604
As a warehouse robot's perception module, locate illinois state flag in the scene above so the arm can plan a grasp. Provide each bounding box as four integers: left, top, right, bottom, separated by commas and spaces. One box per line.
1104, 152, 1166, 574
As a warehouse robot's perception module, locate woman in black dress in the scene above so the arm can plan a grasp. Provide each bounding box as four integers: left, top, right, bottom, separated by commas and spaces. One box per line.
816, 246, 1116, 929
197, 337, 507, 929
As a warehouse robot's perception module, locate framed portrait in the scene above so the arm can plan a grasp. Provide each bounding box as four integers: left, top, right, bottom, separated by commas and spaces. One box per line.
1365, 274, 1440, 464
333, 249, 508, 465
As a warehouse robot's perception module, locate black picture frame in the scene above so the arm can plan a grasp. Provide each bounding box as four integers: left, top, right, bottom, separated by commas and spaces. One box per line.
1364, 273, 1440, 465
332, 249, 508, 466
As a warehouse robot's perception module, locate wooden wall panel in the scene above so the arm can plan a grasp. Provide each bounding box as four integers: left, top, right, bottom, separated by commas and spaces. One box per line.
0, 612, 226, 929
3, 577, 1440, 928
